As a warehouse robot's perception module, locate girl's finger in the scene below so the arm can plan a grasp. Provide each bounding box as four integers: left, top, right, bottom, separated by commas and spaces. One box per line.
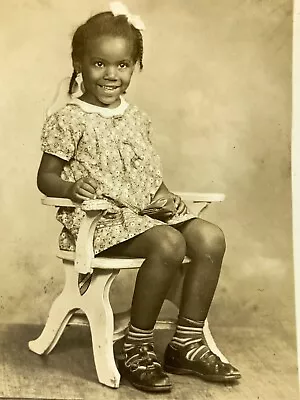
78, 187, 96, 199
84, 177, 98, 189
177, 201, 187, 215
81, 182, 96, 194
73, 193, 89, 202
173, 195, 181, 208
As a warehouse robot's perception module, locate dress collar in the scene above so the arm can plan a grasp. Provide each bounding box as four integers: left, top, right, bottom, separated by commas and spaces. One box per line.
67, 96, 129, 118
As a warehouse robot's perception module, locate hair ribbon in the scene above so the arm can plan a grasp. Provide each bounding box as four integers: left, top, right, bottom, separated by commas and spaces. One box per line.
110, 1, 145, 31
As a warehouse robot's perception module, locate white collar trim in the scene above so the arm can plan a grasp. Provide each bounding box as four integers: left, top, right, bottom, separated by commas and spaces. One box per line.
68, 96, 129, 117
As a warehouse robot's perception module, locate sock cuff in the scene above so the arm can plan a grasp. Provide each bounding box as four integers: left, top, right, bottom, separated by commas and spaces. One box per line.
176, 325, 203, 333
178, 316, 205, 328
128, 324, 154, 335
124, 324, 154, 351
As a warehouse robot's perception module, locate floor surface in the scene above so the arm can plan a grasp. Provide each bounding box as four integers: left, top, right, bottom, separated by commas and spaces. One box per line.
0, 323, 298, 400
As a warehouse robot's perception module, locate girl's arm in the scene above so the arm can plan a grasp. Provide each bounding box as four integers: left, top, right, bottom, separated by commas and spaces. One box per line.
37, 153, 96, 202
37, 153, 72, 198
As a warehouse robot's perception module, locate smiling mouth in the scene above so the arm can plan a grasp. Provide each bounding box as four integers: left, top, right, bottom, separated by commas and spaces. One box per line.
99, 85, 120, 91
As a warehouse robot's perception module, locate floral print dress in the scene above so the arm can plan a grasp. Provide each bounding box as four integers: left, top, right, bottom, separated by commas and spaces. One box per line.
41, 97, 195, 255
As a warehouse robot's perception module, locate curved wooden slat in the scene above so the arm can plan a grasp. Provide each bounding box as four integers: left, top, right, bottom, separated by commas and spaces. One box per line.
42, 192, 225, 209
42, 197, 79, 207
57, 250, 191, 270
175, 192, 225, 202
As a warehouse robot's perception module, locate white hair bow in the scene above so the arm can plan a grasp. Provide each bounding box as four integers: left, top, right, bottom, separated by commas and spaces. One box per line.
110, 1, 145, 31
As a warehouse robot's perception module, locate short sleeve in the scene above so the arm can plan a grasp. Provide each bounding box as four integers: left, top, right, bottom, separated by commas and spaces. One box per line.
41, 112, 81, 161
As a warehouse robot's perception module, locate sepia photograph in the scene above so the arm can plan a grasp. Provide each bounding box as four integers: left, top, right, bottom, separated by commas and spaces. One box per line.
0, 0, 298, 399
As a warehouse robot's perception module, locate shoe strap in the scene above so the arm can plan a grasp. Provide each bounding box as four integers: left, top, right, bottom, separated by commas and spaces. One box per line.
174, 340, 225, 366
124, 344, 161, 370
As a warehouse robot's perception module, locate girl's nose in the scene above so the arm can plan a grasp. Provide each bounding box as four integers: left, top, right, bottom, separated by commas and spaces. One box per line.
104, 65, 118, 80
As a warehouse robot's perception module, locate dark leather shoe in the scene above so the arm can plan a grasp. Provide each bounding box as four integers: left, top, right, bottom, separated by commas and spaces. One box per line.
164, 342, 241, 382
117, 343, 172, 392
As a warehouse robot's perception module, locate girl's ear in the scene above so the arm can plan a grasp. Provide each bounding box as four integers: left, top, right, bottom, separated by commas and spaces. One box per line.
73, 60, 81, 74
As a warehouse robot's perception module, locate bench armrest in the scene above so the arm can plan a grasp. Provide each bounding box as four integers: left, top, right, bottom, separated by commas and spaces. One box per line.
41, 192, 225, 208
175, 192, 225, 203
41, 197, 78, 207
41, 197, 110, 211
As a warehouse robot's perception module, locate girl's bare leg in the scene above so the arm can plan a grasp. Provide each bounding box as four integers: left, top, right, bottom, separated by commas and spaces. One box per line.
164, 218, 241, 382
176, 218, 225, 321
101, 225, 186, 393
103, 225, 186, 329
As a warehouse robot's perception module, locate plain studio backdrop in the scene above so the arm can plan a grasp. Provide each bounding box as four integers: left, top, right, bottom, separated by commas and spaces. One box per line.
0, 0, 295, 351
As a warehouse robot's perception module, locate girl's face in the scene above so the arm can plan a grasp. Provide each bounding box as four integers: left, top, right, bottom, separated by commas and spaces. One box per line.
77, 35, 135, 108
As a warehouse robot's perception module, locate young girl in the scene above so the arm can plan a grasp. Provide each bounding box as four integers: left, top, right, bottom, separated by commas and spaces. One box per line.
37, 2, 241, 393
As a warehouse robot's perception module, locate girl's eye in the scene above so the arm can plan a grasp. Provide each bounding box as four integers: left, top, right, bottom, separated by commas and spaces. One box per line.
119, 63, 129, 69
94, 61, 104, 68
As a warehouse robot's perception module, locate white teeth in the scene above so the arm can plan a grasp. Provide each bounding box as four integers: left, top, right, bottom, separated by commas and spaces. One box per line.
101, 86, 117, 90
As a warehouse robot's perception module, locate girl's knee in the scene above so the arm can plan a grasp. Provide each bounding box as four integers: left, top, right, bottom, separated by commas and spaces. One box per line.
149, 226, 186, 264
189, 220, 226, 256
204, 223, 226, 254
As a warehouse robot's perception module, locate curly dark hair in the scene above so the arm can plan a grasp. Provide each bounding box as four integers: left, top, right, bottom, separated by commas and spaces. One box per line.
68, 11, 144, 94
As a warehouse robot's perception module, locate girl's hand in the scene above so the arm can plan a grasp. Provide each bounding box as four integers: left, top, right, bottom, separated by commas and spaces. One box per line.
172, 193, 188, 216
67, 177, 98, 203
141, 197, 176, 221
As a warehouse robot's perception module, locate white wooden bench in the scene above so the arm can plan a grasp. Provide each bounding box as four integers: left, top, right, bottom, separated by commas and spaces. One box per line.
28, 192, 228, 388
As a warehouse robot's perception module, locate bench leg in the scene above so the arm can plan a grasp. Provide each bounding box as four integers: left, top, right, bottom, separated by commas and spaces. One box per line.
81, 269, 121, 388
203, 320, 229, 363
28, 262, 80, 355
